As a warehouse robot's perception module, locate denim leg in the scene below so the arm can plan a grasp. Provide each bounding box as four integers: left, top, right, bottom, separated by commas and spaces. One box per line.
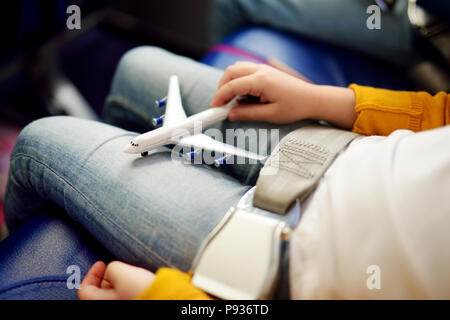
208, 0, 416, 66
4, 116, 248, 272
103, 46, 225, 133
103, 46, 309, 185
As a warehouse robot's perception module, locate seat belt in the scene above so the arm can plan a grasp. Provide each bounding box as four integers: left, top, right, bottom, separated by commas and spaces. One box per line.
254, 124, 360, 214
191, 124, 361, 299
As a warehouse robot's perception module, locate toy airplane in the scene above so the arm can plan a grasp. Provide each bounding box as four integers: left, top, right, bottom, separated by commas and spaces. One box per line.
123, 75, 265, 167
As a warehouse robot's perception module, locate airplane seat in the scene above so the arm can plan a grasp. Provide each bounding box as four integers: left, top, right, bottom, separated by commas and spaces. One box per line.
202, 26, 411, 90
0, 212, 113, 299
0, 26, 412, 300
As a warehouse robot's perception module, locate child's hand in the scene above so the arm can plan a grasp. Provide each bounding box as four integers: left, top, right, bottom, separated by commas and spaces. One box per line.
210, 62, 312, 124
210, 62, 356, 129
77, 261, 155, 300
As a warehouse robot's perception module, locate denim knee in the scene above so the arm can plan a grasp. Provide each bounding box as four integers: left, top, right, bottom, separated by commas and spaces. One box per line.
109, 46, 170, 99
103, 46, 171, 131
4, 116, 69, 229
11, 117, 62, 159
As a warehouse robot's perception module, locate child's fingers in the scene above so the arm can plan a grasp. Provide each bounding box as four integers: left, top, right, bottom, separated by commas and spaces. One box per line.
228, 103, 276, 122
210, 75, 263, 107
103, 261, 133, 286
77, 284, 118, 300
78, 261, 120, 300
80, 261, 106, 288
217, 62, 259, 90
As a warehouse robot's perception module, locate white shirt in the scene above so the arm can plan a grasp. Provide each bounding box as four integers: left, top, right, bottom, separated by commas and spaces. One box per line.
289, 125, 450, 299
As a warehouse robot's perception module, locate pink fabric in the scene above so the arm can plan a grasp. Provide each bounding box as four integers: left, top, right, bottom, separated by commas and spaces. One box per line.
207, 44, 268, 64
0, 204, 4, 226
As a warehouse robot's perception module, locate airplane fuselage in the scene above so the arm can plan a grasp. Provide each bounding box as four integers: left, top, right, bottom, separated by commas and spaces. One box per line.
123, 101, 235, 154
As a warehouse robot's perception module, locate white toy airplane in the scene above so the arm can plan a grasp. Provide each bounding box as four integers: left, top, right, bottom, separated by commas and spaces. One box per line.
123, 75, 265, 167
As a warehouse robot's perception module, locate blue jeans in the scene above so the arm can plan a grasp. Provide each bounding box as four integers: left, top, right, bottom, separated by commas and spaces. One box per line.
208, 0, 415, 66
5, 47, 304, 272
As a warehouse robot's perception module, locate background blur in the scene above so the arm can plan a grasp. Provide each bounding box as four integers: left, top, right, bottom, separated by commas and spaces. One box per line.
0, 0, 212, 126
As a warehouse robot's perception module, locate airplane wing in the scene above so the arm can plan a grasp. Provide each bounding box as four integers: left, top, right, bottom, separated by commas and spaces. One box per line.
163, 75, 187, 126
178, 133, 266, 162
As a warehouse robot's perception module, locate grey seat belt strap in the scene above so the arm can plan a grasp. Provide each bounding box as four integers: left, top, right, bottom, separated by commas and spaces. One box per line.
253, 125, 360, 214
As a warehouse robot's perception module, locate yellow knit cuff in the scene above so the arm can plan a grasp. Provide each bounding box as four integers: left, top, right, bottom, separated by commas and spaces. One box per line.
136, 268, 213, 300
349, 84, 423, 136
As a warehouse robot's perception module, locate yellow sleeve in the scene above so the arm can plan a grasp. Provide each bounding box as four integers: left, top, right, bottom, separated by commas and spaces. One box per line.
349, 84, 450, 136
136, 268, 213, 300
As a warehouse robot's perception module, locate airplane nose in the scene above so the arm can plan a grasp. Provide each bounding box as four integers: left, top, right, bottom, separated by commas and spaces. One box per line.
123, 142, 134, 153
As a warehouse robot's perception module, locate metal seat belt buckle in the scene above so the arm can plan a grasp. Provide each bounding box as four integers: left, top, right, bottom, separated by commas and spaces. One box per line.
191, 187, 300, 300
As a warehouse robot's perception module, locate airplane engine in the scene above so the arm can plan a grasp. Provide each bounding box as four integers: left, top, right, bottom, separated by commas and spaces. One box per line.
214, 155, 231, 167
154, 97, 167, 108
152, 115, 165, 126
185, 150, 200, 161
